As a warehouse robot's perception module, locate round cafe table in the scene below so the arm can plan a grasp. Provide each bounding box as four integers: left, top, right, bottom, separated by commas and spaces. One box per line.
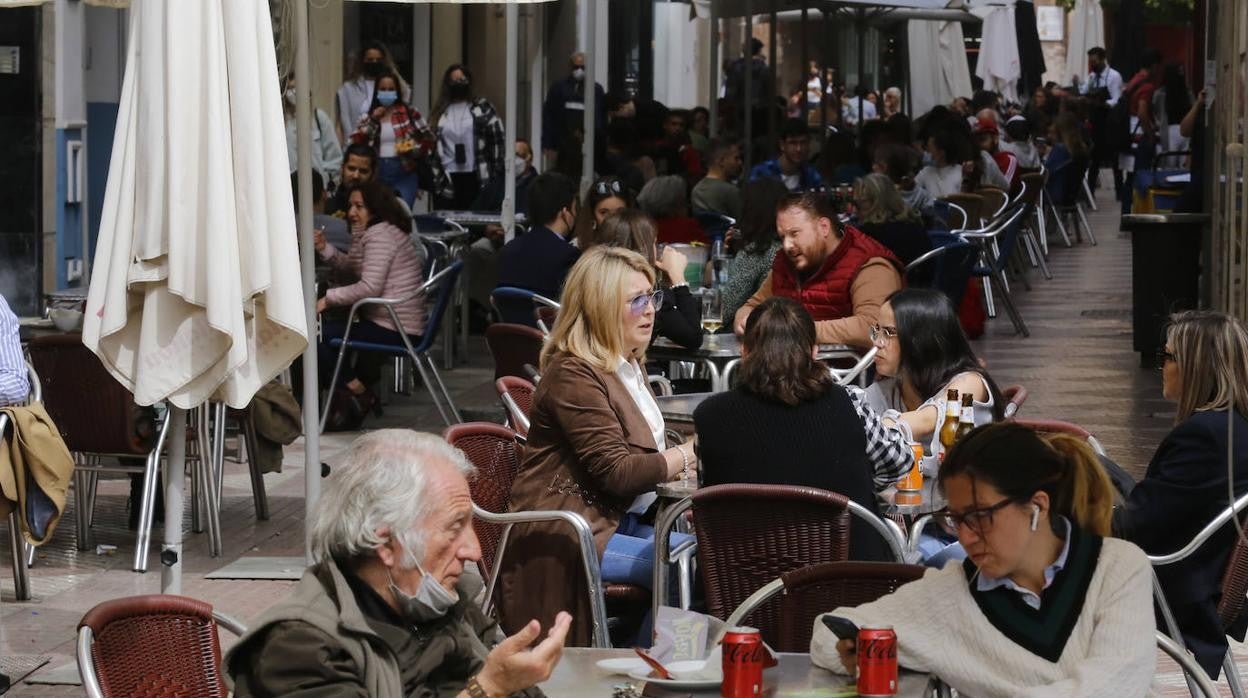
655, 392, 714, 423
649, 335, 859, 392
541, 648, 948, 697
882, 478, 947, 560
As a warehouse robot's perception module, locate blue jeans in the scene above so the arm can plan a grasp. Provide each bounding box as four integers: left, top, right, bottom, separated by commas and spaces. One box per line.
916, 531, 967, 569
377, 156, 420, 208
602, 513, 695, 589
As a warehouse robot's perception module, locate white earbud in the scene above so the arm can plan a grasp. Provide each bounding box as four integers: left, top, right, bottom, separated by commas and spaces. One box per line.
1030, 505, 1040, 532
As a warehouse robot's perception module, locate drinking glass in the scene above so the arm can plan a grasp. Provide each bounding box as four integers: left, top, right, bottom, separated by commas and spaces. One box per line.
701, 288, 723, 334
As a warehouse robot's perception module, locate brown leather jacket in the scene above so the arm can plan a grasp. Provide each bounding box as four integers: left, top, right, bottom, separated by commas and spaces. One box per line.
496, 352, 668, 646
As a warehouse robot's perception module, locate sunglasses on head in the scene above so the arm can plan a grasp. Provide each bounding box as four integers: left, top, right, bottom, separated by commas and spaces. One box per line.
594, 180, 626, 197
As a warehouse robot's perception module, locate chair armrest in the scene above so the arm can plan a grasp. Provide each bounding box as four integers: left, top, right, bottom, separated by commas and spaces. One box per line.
847, 499, 906, 562
828, 347, 878, 387
1148, 491, 1248, 566
651, 495, 695, 631
904, 246, 950, 274
648, 375, 674, 397
717, 578, 786, 644
473, 505, 610, 648
212, 610, 248, 636
77, 626, 105, 698
1156, 631, 1221, 697
499, 393, 531, 434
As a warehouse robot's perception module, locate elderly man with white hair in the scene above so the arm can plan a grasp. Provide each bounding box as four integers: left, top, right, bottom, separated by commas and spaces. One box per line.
226, 429, 571, 697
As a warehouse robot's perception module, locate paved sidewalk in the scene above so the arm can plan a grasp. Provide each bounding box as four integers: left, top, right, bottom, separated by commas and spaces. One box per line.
2, 187, 1237, 695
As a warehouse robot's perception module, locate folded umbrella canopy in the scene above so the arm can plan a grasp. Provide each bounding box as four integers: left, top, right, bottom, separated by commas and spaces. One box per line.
971, 0, 1021, 105
83, 0, 307, 593
1064, 0, 1104, 88
84, 0, 307, 409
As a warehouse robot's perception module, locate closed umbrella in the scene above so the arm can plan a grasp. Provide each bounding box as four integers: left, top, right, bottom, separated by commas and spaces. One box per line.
84, 0, 307, 593
1013, 0, 1046, 97
907, 18, 975, 116
1065, 0, 1104, 87
972, 0, 1021, 104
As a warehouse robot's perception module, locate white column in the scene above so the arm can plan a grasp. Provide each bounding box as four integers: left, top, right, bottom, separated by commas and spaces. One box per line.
295, 0, 320, 565
529, 3, 544, 171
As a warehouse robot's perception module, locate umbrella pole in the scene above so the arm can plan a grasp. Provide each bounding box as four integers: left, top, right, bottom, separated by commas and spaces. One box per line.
582, 0, 598, 193
161, 407, 187, 594
503, 4, 518, 237
295, 0, 320, 565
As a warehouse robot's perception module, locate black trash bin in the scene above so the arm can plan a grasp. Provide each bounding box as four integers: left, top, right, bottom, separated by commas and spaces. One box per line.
1122, 213, 1209, 368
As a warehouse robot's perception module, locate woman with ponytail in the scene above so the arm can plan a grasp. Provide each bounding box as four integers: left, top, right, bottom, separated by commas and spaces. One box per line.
1119, 310, 1248, 677
812, 422, 1156, 696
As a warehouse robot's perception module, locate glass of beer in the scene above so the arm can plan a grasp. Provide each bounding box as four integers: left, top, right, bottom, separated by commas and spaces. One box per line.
701, 288, 722, 334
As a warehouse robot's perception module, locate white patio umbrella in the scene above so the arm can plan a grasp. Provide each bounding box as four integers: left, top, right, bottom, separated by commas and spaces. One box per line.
971, 0, 1021, 104
907, 18, 974, 116
1064, 0, 1104, 87
83, 0, 307, 593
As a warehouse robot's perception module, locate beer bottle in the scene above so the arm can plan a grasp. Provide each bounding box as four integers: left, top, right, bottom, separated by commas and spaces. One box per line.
954, 393, 976, 441
938, 389, 960, 449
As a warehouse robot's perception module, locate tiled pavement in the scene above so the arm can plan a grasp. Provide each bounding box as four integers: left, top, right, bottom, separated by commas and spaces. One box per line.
1, 187, 1237, 695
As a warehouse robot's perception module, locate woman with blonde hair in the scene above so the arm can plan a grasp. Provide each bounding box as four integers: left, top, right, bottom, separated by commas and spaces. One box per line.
852, 173, 932, 265
1119, 310, 1248, 677
814, 423, 1155, 696
596, 209, 703, 349
498, 246, 695, 646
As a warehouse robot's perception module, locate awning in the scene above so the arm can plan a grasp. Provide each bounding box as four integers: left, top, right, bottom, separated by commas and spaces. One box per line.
695, 0, 968, 18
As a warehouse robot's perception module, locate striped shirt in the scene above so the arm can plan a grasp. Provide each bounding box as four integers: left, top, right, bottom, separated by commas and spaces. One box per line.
848, 389, 915, 491
0, 295, 29, 406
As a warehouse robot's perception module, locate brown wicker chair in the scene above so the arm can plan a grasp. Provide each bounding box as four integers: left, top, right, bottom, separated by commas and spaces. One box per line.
494, 376, 535, 438
1012, 419, 1107, 456
976, 187, 1010, 220
688, 484, 855, 648
26, 333, 218, 573
719, 561, 926, 652
76, 594, 246, 698
484, 323, 544, 381
941, 193, 984, 231
442, 422, 631, 647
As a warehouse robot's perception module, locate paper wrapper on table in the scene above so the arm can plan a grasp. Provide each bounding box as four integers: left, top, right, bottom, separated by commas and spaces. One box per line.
652, 606, 778, 665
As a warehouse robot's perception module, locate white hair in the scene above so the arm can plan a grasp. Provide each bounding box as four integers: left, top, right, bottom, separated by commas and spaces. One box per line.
309, 429, 476, 568
884, 86, 902, 99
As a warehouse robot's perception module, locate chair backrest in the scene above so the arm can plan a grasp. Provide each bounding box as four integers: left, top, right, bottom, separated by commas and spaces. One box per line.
26, 334, 148, 455
975, 187, 1009, 220
491, 286, 559, 331
1001, 384, 1028, 419
905, 231, 978, 308
443, 422, 522, 578
494, 376, 535, 438
1217, 517, 1248, 632
78, 594, 234, 698
412, 261, 464, 353
691, 483, 853, 647
485, 323, 545, 381
776, 561, 926, 652
979, 200, 1030, 275
942, 193, 984, 231
1018, 172, 1045, 206
1047, 157, 1089, 207
534, 305, 559, 334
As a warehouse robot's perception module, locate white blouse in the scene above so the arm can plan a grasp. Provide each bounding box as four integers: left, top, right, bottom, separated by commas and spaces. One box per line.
615, 357, 665, 515
862, 372, 995, 472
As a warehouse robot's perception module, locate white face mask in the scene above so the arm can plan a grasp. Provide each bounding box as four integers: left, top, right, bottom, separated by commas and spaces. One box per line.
387, 563, 458, 623
515, 156, 529, 172
572, 67, 586, 81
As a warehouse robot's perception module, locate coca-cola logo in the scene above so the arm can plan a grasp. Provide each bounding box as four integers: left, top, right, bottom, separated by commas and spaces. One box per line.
858, 638, 897, 660
723, 642, 767, 664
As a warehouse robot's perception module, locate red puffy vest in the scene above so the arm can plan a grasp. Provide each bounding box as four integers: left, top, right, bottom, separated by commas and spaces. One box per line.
769, 225, 902, 320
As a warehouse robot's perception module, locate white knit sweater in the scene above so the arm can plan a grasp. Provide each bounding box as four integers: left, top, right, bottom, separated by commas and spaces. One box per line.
811, 537, 1159, 697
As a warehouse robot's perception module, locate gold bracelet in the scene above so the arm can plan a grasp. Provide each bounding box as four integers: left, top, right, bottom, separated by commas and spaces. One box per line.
679, 443, 691, 477
465, 676, 491, 698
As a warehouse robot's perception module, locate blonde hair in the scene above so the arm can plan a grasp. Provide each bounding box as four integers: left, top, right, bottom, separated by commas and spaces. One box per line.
1166, 310, 1248, 423
540, 246, 656, 372
853, 173, 920, 225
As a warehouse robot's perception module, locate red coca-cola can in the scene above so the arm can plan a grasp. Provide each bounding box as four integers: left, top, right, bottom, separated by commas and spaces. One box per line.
720, 626, 765, 697
857, 625, 898, 697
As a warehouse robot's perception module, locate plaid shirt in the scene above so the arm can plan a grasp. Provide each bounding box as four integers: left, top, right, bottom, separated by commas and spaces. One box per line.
0, 295, 29, 406
848, 389, 915, 491
465, 98, 505, 184
351, 104, 453, 200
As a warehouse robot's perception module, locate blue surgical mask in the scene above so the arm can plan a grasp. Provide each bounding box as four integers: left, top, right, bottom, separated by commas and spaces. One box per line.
377, 90, 398, 107
921, 151, 935, 167
387, 565, 458, 623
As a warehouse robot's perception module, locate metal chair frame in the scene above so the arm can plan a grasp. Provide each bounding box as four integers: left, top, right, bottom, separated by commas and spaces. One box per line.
828, 347, 878, 386
1148, 489, 1248, 698
320, 262, 464, 432
956, 200, 1031, 336
490, 286, 561, 335
1011, 175, 1053, 280
1045, 159, 1097, 246
650, 494, 907, 626
77, 604, 246, 698
494, 376, 534, 437
1158, 631, 1224, 698
904, 233, 980, 309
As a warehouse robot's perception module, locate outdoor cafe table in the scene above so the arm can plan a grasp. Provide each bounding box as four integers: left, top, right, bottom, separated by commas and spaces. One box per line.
649, 335, 859, 392
541, 648, 943, 697
883, 478, 946, 560
655, 392, 714, 423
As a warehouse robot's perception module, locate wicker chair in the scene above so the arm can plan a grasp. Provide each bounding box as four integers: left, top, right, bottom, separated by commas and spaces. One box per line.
485, 323, 545, 381
76, 594, 246, 698
442, 423, 612, 647
941, 193, 984, 231
27, 334, 218, 573
674, 483, 905, 648
719, 561, 926, 652
1012, 419, 1107, 456
494, 376, 535, 438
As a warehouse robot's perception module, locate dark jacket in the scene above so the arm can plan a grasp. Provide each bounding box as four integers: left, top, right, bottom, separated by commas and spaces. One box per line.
693, 387, 888, 561
654, 286, 703, 350
495, 226, 580, 326
1117, 409, 1248, 676
225, 559, 538, 698
858, 219, 933, 267
541, 77, 606, 153
497, 352, 668, 646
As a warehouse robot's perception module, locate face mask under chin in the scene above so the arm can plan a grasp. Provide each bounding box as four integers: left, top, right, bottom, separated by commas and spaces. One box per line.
387, 563, 458, 623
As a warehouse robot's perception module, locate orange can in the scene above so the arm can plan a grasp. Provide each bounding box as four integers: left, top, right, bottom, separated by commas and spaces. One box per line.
898, 443, 924, 492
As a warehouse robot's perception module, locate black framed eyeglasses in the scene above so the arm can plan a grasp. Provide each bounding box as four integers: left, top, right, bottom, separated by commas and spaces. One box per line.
935, 497, 1023, 535
594, 179, 626, 197
626, 290, 664, 316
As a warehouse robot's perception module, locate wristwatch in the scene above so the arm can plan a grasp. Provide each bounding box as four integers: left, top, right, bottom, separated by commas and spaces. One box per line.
465, 676, 491, 698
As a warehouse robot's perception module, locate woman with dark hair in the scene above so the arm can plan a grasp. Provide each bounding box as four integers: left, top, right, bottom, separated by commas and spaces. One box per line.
694, 297, 912, 559
429, 64, 505, 210
573, 177, 636, 249
719, 178, 788, 323
813, 423, 1155, 696
1043, 113, 1090, 204
596, 209, 702, 349
1118, 311, 1248, 677
863, 288, 1005, 461
312, 180, 427, 425
334, 40, 410, 139
350, 71, 451, 207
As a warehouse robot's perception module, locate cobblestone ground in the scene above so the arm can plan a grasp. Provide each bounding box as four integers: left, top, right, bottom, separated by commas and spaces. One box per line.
2, 186, 1235, 694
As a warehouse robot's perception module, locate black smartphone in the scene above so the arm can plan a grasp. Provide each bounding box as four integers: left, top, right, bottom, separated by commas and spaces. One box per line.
454, 143, 468, 165
821, 615, 860, 641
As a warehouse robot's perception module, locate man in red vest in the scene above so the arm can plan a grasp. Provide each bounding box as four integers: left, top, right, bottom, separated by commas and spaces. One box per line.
733, 193, 902, 349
